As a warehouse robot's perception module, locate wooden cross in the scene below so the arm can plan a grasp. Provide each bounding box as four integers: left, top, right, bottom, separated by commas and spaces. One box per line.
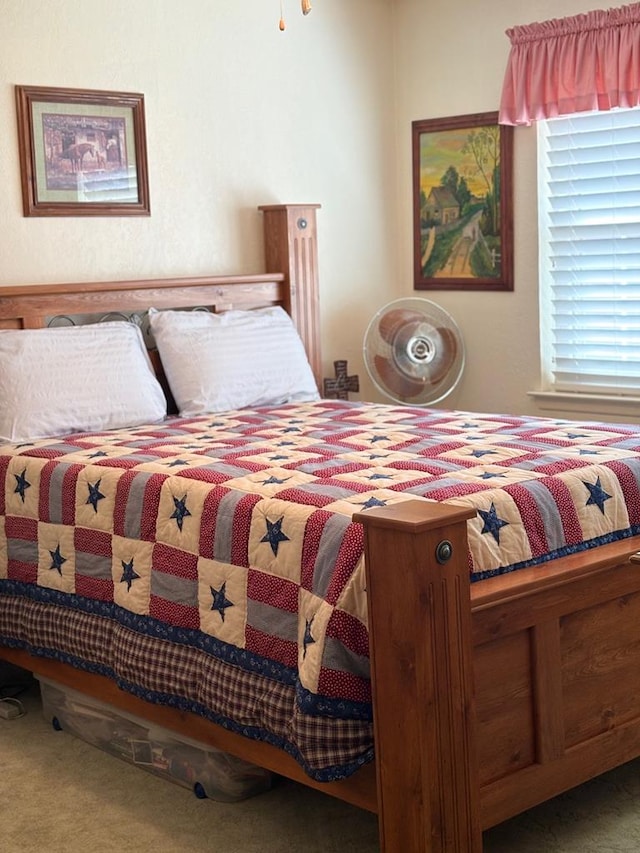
323, 360, 360, 400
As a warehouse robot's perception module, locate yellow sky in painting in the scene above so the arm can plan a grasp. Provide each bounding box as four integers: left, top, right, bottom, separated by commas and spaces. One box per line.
419, 125, 494, 198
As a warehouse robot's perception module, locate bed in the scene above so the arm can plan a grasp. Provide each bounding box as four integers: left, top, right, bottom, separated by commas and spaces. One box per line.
3, 204, 640, 853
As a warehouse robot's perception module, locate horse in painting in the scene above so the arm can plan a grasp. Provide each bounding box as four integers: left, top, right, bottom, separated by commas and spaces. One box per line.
60, 142, 95, 172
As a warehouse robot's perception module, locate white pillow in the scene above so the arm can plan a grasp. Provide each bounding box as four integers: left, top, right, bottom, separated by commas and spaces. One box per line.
0, 322, 167, 443
148, 306, 320, 416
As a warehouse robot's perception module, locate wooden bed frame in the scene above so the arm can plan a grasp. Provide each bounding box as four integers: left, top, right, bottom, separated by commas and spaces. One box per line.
3, 204, 640, 852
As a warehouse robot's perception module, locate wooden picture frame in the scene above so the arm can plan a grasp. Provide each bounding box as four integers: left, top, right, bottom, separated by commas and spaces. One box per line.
15, 85, 150, 217
412, 111, 513, 291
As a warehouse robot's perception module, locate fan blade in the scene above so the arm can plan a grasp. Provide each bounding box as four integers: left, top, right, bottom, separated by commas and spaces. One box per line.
374, 354, 426, 400
426, 326, 458, 385
377, 309, 425, 344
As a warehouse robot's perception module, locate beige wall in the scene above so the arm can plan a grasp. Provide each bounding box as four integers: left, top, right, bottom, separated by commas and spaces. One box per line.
2, 0, 632, 420
1, 0, 397, 398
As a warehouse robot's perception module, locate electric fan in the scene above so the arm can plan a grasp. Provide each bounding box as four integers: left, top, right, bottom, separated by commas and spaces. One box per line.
363, 298, 465, 405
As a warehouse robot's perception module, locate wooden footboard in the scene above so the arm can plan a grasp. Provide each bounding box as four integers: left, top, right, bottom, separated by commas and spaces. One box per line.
356, 500, 640, 852
473, 540, 640, 828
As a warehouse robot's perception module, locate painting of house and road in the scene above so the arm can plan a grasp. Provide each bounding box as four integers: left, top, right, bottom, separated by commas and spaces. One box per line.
412, 111, 513, 291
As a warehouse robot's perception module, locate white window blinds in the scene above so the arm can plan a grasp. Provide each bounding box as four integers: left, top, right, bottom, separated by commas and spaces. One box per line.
538, 107, 640, 396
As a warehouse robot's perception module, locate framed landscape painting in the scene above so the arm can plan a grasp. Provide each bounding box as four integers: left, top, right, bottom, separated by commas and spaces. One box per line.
412, 111, 513, 291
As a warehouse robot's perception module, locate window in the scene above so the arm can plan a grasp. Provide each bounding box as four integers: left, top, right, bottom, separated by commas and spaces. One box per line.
538, 107, 640, 397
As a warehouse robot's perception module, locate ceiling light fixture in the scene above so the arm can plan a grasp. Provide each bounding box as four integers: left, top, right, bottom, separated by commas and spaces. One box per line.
279, 0, 312, 31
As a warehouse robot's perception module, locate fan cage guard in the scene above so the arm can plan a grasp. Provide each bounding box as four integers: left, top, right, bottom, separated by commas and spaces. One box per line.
363, 297, 465, 406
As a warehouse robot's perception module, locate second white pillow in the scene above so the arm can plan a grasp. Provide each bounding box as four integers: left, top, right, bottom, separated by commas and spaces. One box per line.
148, 306, 319, 416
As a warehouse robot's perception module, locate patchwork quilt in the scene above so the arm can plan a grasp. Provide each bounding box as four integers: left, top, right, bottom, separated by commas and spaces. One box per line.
2, 399, 640, 780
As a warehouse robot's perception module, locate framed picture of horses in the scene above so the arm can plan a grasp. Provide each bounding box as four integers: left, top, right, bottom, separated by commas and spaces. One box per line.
15, 85, 150, 217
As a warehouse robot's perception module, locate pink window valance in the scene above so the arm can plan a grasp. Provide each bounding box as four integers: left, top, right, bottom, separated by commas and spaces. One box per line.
499, 2, 640, 126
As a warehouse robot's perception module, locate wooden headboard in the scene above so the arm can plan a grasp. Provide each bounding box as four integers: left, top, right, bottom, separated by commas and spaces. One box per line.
0, 274, 287, 332
0, 203, 323, 391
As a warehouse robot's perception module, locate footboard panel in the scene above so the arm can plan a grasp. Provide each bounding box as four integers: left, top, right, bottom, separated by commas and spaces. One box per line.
562, 590, 640, 746
474, 630, 535, 785
473, 552, 640, 829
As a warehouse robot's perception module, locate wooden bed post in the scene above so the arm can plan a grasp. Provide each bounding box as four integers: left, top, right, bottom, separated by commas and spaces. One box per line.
354, 500, 482, 853
259, 203, 322, 388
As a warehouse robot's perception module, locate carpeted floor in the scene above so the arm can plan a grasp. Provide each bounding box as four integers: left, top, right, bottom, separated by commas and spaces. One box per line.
2, 683, 640, 852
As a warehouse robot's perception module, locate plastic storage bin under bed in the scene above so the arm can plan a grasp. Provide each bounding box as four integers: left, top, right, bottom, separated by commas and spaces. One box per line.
38, 677, 273, 802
